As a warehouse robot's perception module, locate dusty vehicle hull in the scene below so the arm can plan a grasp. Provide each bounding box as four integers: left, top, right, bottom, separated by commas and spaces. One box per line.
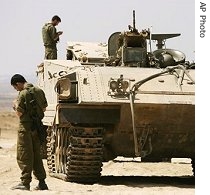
37, 61, 194, 182
58, 103, 194, 159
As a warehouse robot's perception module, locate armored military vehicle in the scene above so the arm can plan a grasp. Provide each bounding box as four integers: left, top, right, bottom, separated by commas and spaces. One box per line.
37, 11, 195, 183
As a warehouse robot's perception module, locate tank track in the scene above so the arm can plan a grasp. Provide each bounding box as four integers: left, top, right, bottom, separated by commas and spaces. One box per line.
66, 127, 104, 183
46, 127, 56, 173
46, 126, 104, 183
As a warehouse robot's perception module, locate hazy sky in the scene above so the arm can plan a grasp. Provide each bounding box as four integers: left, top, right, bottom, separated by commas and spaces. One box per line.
0, 0, 195, 76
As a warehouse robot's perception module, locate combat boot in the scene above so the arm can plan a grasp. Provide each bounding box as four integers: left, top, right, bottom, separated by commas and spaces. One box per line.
34, 179, 48, 190
11, 182, 30, 190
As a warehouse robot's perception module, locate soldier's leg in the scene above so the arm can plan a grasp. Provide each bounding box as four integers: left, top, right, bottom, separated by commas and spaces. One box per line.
51, 49, 57, 59
32, 130, 48, 190
32, 130, 46, 180
45, 48, 57, 59
17, 123, 34, 186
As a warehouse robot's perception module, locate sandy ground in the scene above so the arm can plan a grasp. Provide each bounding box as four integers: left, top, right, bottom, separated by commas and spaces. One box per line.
0, 112, 195, 195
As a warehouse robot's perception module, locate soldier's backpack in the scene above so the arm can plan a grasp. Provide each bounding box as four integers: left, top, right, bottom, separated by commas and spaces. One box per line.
26, 86, 48, 143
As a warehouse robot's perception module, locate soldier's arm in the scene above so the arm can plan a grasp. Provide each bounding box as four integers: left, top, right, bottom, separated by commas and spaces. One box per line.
16, 111, 23, 117
15, 93, 25, 117
49, 26, 62, 42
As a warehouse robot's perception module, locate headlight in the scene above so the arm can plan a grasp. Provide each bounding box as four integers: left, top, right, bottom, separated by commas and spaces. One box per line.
121, 81, 129, 92
110, 80, 118, 92
108, 75, 130, 97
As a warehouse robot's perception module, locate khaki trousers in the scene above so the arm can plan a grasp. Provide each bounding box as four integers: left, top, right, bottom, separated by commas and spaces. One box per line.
44, 47, 57, 59
17, 122, 46, 185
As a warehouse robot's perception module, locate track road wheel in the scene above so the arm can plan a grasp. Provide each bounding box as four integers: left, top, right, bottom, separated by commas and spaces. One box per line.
66, 127, 104, 183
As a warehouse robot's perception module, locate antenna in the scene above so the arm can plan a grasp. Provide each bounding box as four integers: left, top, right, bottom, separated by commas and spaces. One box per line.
149, 26, 152, 52
133, 10, 136, 30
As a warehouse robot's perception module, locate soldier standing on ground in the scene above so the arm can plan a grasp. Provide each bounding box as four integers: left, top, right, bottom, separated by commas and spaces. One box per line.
42, 15, 63, 59
10, 74, 48, 191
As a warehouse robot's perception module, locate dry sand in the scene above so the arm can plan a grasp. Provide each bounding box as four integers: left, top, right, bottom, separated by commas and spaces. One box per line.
0, 112, 195, 195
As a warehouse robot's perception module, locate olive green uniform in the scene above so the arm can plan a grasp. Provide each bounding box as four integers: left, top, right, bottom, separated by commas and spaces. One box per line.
16, 83, 48, 186
42, 23, 59, 59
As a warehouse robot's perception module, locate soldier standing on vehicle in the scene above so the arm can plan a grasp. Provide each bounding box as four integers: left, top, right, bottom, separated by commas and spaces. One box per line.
10, 74, 48, 191
42, 15, 63, 59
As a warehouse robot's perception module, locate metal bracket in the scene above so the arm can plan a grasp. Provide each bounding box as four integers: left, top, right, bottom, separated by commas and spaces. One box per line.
137, 124, 154, 158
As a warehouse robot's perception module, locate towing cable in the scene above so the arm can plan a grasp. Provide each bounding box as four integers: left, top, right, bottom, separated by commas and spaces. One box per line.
129, 65, 195, 156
